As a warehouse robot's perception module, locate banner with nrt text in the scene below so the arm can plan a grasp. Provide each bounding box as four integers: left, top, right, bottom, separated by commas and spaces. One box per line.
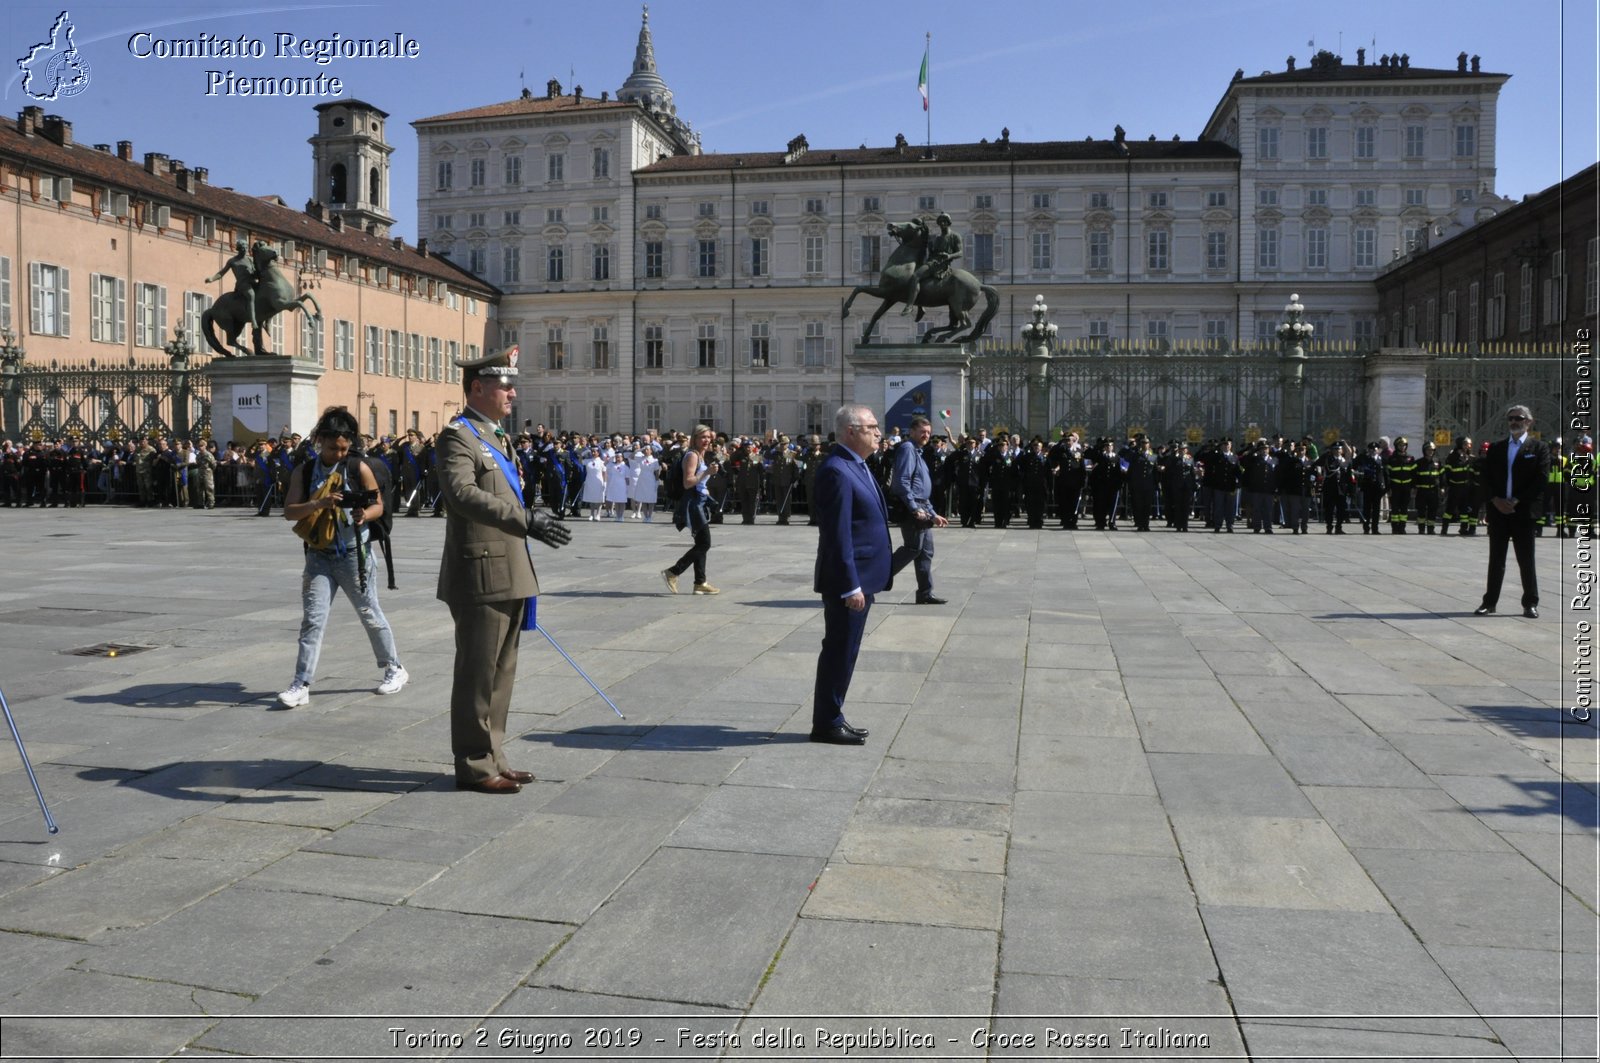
884, 376, 932, 434
232, 385, 269, 443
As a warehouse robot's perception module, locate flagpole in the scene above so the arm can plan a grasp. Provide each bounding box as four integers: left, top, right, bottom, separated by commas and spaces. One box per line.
924, 32, 932, 158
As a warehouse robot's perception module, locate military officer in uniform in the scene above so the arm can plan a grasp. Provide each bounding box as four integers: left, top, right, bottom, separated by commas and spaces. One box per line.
437, 346, 572, 794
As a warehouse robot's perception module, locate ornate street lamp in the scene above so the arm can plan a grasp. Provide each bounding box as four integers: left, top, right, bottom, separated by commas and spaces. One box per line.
1021, 294, 1058, 438
1020, 293, 1059, 350
1276, 293, 1313, 440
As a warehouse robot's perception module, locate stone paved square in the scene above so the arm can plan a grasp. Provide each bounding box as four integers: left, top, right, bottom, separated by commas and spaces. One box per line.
0, 508, 1591, 1059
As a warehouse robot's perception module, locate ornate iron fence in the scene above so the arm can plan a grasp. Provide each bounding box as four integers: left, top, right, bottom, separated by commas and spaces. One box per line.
1423, 349, 1568, 447
967, 342, 1368, 445
2, 354, 212, 445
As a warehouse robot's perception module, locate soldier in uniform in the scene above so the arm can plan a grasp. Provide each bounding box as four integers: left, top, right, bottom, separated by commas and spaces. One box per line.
192, 439, 218, 509
1019, 438, 1051, 529
983, 435, 1020, 528
1088, 438, 1124, 530
1353, 442, 1388, 534
1413, 441, 1443, 534
437, 346, 571, 795
1385, 436, 1417, 533
734, 441, 764, 524
1047, 432, 1086, 529
951, 436, 984, 527
802, 438, 826, 526
0, 442, 20, 506
1121, 434, 1158, 532
1323, 442, 1356, 534
1165, 443, 1198, 532
771, 445, 800, 525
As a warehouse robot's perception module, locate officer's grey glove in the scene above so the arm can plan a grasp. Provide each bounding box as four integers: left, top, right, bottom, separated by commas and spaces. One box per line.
526, 507, 571, 548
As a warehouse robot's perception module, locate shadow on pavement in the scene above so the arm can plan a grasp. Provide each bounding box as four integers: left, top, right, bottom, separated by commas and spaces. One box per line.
75, 760, 438, 803
519, 723, 808, 752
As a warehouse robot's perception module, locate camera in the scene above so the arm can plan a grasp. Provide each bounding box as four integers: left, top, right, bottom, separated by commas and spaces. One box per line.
341, 487, 379, 510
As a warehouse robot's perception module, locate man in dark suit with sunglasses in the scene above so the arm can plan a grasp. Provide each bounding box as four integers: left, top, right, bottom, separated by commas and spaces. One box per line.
1475, 404, 1550, 619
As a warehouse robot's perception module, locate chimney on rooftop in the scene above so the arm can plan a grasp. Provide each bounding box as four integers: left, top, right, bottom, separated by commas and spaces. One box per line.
144, 152, 168, 174
573, 85, 583, 102
192, 167, 207, 186
1286, 55, 1296, 72
329, 214, 343, 232
93, 143, 110, 154
305, 199, 324, 221
40, 115, 72, 147
16, 107, 43, 137
117, 140, 133, 161
417, 237, 429, 257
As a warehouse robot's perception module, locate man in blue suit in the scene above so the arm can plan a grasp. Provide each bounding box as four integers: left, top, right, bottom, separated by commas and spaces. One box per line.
811, 404, 893, 745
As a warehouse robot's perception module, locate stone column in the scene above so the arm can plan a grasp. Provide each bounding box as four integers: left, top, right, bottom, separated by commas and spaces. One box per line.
1364, 348, 1431, 444
847, 343, 973, 437
205, 356, 327, 444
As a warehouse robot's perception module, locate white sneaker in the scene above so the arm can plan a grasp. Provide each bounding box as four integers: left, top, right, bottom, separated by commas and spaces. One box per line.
376, 664, 409, 695
276, 681, 310, 708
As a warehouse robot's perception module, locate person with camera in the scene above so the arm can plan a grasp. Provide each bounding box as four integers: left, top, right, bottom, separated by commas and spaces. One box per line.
437, 346, 572, 794
276, 406, 406, 710
889, 415, 949, 605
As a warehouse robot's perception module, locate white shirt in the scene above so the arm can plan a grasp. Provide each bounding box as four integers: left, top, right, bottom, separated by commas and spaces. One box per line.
1506, 431, 1527, 499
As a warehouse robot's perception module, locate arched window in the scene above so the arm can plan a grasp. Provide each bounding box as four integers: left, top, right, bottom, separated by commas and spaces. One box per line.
369, 167, 380, 206
329, 163, 347, 204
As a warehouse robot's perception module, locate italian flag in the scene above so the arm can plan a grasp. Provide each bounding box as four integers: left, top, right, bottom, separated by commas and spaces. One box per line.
918, 45, 929, 111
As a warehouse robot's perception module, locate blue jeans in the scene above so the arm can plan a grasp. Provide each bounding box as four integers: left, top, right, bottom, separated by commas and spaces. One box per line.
294, 547, 400, 684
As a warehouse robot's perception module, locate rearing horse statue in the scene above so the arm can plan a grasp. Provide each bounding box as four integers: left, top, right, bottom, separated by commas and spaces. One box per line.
201, 242, 323, 357
842, 220, 999, 345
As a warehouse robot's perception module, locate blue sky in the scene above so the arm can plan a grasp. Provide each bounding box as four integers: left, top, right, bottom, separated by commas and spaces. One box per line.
4, 0, 1595, 241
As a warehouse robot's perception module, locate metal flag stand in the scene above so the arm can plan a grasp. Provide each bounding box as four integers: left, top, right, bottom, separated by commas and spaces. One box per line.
524, 598, 625, 719
0, 684, 59, 834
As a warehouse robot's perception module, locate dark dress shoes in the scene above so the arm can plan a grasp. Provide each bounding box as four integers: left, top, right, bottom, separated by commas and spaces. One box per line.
456, 774, 522, 794
840, 721, 870, 738
1523, 605, 1539, 618
915, 595, 948, 605
1473, 604, 1495, 616
810, 725, 866, 745
501, 769, 536, 783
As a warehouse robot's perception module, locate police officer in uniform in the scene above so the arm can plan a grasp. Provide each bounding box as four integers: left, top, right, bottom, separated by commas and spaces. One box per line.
437, 346, 571, 794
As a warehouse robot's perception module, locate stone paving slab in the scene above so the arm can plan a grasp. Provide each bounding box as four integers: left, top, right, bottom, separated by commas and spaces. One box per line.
534, 847, 821, 1008
0, 509, 1590, 1060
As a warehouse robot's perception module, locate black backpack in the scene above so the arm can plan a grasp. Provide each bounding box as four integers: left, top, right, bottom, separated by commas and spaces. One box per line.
663, 451, 687, 504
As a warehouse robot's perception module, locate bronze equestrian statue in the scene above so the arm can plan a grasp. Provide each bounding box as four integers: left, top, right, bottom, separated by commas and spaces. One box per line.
201, 242, 322, 357
842, 218, 999, 345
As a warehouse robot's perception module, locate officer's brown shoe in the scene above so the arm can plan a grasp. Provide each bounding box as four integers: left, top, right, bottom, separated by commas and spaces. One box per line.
456, 774, 521, 794
501, 769, 535, 784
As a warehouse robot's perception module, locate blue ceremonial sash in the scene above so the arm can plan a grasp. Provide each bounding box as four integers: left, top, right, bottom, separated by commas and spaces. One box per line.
457, 415, 537, 629
456, 416, 524, 506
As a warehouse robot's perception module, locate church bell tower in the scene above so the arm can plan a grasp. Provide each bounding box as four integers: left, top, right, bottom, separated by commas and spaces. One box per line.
309, 100, 396, 236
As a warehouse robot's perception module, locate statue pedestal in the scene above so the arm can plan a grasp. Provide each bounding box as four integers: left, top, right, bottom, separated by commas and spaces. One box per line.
206, 357, 326, 443
849, 343, 973, 435
1365, 348, 1430, 446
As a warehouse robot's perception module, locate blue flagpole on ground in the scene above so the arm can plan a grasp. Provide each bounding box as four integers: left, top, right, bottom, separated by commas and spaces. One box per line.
524, 598, 626, 718
0, 685, 59, 834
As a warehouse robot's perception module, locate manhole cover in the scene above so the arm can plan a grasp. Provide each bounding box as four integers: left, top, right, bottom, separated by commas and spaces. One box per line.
62, 642, 157, 658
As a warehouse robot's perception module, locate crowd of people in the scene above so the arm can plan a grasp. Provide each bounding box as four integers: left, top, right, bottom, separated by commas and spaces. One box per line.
3, 420, 1592, 538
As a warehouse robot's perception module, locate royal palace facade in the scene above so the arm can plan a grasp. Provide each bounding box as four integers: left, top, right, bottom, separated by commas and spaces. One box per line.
415, 12, 1511, 437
